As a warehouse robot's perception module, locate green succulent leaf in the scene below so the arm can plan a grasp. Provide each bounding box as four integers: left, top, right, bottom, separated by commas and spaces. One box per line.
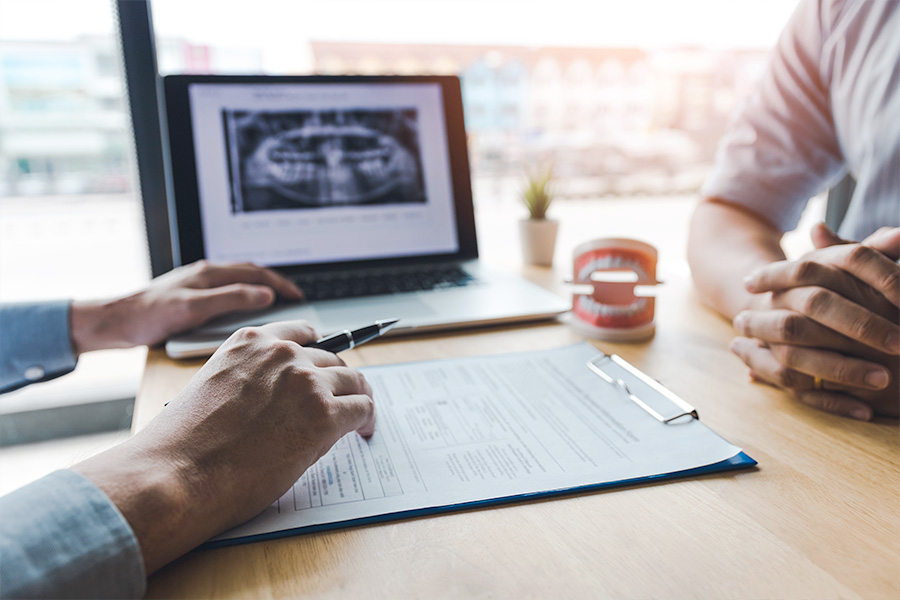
522, 165, 554, 220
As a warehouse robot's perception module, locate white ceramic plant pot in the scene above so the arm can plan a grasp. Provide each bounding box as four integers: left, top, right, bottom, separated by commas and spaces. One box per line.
519, 218, 559, 267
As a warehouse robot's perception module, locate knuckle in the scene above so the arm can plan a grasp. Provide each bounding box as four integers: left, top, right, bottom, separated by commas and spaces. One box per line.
793, 260, 818, 282
773, 365, 798, 388
777, 313, 804, 342
296, 321, 319, 340
310, 398, 342, 440
232, 326, 261, 342
289, 364, 321, 389
880, 269, 900, 295
234, 283, 262, 302
223, 326, 262, 357
831, 363, 853, 384
770, 343, 798, 367
267, 340, 300, 363
802, 288, 833, 316
189, 260, 214, 285
846, 244, 872, 266
817, 395, 849, 416
732, 312, 749, 334
848, 315, 879, 343
352, 369, 368, 391
181, 294, 208, 318
324, 401, 343, 426
357, 394, 376, 422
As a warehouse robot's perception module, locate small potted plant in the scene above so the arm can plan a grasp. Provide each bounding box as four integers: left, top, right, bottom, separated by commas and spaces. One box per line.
519, 165, 558, 266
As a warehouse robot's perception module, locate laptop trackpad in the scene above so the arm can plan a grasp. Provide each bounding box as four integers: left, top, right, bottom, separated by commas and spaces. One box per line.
313, 295, 436, 331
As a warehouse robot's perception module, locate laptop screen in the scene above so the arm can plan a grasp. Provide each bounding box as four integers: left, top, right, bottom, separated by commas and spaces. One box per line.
171, 78, 467, 268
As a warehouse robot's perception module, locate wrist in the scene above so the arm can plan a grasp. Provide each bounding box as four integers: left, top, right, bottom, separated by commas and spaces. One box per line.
72, 437, 208, 575
70, 295, 139, 354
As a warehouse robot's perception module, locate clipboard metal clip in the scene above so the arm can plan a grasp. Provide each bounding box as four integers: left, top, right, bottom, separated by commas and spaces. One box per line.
587, 354, 699, 424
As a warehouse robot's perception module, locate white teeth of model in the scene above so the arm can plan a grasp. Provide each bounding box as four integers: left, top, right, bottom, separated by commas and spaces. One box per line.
579, 256, 648, 282
598, 300, 647, 316
577, 295, 648, 316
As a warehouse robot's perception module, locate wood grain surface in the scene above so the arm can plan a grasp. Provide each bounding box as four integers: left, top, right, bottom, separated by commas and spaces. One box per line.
135, 266, 900, 599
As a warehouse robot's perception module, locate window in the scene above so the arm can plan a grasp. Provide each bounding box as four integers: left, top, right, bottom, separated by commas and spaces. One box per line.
0, 0, 148, 426
0, 0, 801, 441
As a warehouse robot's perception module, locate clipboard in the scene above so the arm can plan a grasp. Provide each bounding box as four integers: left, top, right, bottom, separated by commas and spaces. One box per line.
202, 343, 757, 549
587, 352, 700, 423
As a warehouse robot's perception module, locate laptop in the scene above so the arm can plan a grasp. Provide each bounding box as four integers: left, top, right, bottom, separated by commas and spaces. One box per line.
162, 74, 569, 358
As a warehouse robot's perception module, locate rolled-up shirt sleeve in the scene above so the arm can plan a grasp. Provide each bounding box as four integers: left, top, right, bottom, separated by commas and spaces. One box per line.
0, 301, 78, 394
701, 0, 846, 232
0, 469, 146, 599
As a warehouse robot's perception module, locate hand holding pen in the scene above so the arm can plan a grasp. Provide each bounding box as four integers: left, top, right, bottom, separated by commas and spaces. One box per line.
165, 319, 398, 407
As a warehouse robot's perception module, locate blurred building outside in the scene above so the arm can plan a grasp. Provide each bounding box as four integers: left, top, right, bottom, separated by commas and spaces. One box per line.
0, 36, 263, 197
0, 35, 769, 202
311, 41, 768, 198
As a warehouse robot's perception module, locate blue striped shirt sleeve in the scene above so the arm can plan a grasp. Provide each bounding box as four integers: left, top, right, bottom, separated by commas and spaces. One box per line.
0, 301, 78, 394
0, 469, 146, 599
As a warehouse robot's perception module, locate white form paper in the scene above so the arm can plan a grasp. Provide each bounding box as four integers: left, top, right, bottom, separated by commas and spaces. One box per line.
211, 343, 742, 543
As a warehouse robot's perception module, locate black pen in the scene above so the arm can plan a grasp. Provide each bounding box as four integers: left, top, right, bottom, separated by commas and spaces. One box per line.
309, 318, 400, 353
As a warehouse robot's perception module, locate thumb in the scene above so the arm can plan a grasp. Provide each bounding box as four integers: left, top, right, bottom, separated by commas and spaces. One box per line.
810, 222, 849, 249
183, 284, 276, 324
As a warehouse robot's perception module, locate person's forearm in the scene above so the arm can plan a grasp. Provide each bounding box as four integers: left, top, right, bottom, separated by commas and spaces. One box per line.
687, 198, 786, 319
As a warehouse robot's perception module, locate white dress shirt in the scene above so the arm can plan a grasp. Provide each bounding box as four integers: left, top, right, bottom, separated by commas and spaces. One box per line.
702, 0, 900, 241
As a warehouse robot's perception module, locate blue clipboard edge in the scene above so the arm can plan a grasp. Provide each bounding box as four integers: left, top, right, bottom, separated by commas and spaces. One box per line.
199, 451, 757, 551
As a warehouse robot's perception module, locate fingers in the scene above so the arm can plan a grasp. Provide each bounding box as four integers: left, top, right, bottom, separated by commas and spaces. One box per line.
744, 259, 897, 317
303, 367, 376, 438
223, 322, 376, 438
231, 322, 373, 397
332, 394, 377, 438
183, 284, 276, 324
729, 336, 878, 421
794, 389, 874, 421
743, 260, 837, 296
861, 226, 900, 261
745, 243, 900, 309
257, 320, 322, 347
771, 287, 900, 354
814, 244, 899, 307
733, 309, 852, 350
317, 365, 374, 398
767, 343, 891, 390
729, 336, 812, 389
191, 261, 305, 300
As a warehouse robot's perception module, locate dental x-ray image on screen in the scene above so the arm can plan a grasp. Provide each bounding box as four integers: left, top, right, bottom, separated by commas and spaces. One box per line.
224, 108, 427, 212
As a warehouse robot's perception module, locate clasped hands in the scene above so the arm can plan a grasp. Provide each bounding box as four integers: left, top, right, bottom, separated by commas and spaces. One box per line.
729, 224, 900, 420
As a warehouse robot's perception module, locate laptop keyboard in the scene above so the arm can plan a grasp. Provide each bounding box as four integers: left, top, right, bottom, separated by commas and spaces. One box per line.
292, 265, 477, 301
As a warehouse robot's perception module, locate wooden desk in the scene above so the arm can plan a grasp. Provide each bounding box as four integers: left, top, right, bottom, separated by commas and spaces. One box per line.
134, 263, 899, 599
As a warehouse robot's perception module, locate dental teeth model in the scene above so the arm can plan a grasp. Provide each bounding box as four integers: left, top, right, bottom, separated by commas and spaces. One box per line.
568, 238, 660, 342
